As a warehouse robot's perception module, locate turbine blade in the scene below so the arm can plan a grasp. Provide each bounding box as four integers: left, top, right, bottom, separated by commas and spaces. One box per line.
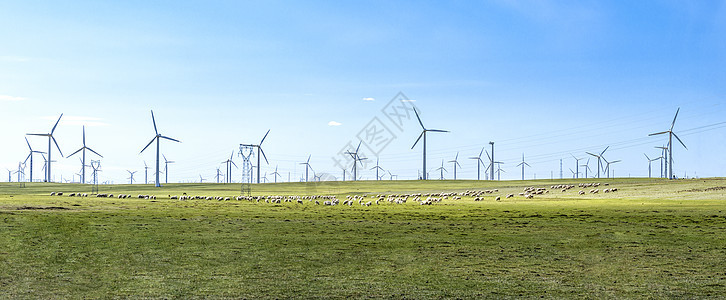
26, 133, 49, 136
644, 153, 650, 160
307, 155, 311, 164
163, 154, 168, 162
600, 146, 609, 156
355, 140, 362, 153
140, 137, 156, 154
87, 147, 103, 158
52, 136, 64, 157
67, 148, 83, 158
479, 147, 484, 158
25, 137, 32, 151
160, 135, 181, 143
649, 131, 669, 136
260, 129, 270, 145
82, 126, 86, 146
51, 113, 63, 134
413, 107, 425, 130
428, 129, 449, 133
524, 162, 530, 167
260, 147, 269, 164
670, 107, 680, 131
586, 152, 597, 157
672, 132, 688, 150
151, 110, 158, 135
411, 131, 424, 149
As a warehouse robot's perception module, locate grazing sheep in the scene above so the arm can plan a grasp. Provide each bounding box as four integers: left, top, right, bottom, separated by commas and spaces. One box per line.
506, 194, 514, 198
495, 196, 501, 201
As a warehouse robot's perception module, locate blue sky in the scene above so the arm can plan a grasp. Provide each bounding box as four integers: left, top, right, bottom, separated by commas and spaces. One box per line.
1, 1, 725, 183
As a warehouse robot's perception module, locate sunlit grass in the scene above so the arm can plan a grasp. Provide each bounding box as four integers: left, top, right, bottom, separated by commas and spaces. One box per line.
1, 178, 725, 298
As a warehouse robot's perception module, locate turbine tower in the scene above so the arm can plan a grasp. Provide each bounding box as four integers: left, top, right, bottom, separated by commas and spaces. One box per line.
649, 108, 687, 179
448, 152, 461, 180
140, 110, 181, 187
26, 113, 63, 182
586, 147, 609, 179
23, 137, 45, 183
143, 161, 150, 184
67, 126, 103, 184
469, 147, 486, 180
411, 108, 448, 180
516, 153, 530, 180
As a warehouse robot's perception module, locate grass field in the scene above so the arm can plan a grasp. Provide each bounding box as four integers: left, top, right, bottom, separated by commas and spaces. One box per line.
1, 178, 726, 298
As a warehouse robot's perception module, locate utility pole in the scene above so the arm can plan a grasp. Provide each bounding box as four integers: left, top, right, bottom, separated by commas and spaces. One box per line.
559, 159, 563, 179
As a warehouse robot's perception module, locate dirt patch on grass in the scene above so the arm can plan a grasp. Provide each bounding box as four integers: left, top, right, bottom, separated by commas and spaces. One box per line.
679, 186, 726, 193
16, 206, 70, 210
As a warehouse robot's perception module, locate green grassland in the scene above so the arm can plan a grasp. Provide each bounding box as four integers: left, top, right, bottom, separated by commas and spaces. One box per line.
1, 178, 726, 298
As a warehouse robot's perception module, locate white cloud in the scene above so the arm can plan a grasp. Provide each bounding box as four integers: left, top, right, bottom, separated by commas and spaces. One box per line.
0, 94, 26, 101
328, 121, 342, 126
362, 97, 375, 101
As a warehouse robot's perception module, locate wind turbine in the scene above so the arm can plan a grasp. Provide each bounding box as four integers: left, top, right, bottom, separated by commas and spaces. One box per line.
215, 168, 222, 183
644, 153, 661, 178
241, 130, 270, 184
140, 110, 181, 187
586, 147, 609, 179
261, 172, 269, 183
495, 162, 505, 181
199, 175, 206, 183
26, 113, 63, 182
650, 108, 687, 179
411, 107, 448, 180
127, 170, 137, 184
570, 154, 583, 179
300, 155, 313, 182
163, 154, 175, 184
387, 170, 398, 180
468, 147, 486, 180
346, 141, 367, 181
603, 159, 621, 178
23, 137, 45, 183
655, 145, 668, 178
271, 166, 281, 183
7, 169, 15, 182
371, 157, 384, 181
580, 158, 592, 178
221, 151, 237, 183
448, 152, 462, 180
516, 153, 530, 180
66, 126, 102, 185
17, 162, 25, 182
569, 168, 577, 179
435, 159, 447, 180
142, 161, 150, 184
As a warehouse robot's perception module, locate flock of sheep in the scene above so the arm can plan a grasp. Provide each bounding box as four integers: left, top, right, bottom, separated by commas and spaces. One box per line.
48, 182, 618, 206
